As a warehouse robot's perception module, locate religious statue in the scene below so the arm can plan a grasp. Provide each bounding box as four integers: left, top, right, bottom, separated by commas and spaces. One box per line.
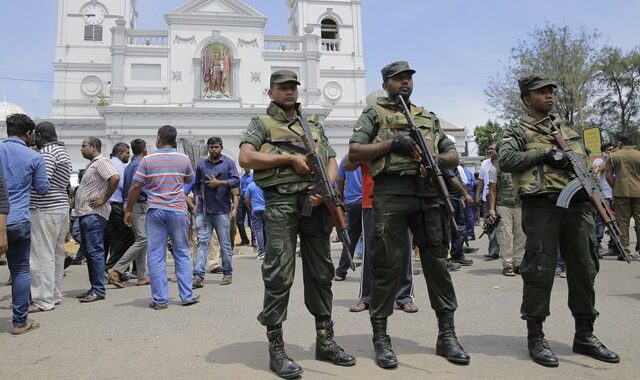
201, 43, 232, 98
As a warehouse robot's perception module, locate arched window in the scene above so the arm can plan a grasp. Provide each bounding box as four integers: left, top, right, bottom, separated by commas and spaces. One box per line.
320, 18, 339, 52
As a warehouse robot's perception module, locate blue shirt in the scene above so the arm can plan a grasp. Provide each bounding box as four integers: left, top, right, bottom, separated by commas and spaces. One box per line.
463, 167, 474, 195
0, 137, 50, 225
192, 154, 240, 215
123, 156, 147, 203
239, 171, 253, 198
338, 162, 362, 205
245, 181, 265, 212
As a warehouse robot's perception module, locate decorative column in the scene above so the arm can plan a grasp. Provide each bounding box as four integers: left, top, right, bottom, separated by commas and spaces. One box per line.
303, 25, 321, 106
110, 19, 128, 104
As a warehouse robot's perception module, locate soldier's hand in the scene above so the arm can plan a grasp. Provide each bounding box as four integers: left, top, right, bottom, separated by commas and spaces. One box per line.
290, 155, 311, 174
543, 147, 570, 169
391, 135, 416, 157
309, 193, 324, 207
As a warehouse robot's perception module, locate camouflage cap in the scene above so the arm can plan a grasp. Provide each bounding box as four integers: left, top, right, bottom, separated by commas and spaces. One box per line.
270, 70, 301, 85
381, 61, 416, 81
518, 75, 557, 96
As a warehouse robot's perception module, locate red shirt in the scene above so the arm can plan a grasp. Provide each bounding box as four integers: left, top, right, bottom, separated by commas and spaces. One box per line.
361, 162, 374, 209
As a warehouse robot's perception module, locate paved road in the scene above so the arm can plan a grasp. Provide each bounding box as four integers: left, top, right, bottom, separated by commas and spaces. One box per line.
0, 228, 638, 379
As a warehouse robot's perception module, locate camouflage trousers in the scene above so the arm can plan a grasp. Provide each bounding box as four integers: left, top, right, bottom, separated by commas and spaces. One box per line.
257, 190, 335, 329
369, 193, 458, 319
520, 198, 599, 321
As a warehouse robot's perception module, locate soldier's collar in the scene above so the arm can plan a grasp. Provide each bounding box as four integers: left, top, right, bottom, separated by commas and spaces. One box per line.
267, 102, 301, 122
376, 96, 426, 115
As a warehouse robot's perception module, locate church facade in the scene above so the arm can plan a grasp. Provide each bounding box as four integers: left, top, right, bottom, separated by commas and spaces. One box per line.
50, 0, 365, 168
48, 0, 464, 169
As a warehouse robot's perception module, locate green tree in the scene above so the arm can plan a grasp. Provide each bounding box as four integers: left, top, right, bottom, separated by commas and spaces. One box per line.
473, 120, 504, 156
595, 46, 640, 141
485, 23, 601, 128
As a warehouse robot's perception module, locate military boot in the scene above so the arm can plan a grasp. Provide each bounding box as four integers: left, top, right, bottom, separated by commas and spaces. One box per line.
315, 321, 356, 366
436, 315, 470, 364
266, 328, 303, 379
371, 318, 398, 369
573, 318, 619, 363
526, 320, 558, 367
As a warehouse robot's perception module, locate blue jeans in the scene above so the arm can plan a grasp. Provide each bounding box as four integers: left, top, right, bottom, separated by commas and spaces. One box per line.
79, 214, 107, 297
194, 212, 233, 278
450, 199, 466, 258
7, 222, 31, 328
146, 208, 193, 305
251, 210, 266, 256
465, 203, 476, 239
71, 218, 85, 261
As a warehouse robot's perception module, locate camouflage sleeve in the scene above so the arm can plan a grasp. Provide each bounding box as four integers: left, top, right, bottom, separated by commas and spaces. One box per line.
239, 116, 267, 150
349, 107, 378, 144
498, 124, 545, 173
317, 121, 337, 158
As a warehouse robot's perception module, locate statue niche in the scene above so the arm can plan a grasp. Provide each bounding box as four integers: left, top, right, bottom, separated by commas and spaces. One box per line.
201, 43, 232, 99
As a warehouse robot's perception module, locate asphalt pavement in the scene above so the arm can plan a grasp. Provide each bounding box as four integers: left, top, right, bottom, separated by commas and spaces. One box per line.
0, 227, 638, 379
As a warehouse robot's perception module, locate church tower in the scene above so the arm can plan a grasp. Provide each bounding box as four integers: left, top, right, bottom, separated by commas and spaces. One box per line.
52, 0, 138, 118
286, 0, 366, 124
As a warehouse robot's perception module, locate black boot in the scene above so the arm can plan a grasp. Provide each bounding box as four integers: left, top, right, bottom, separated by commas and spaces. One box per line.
315, 321, 356, 366
436, 315, 470, 364
371, 318, 398, 369
267, 328, 303, 379
526, 320, 558, 367
573, 318, 619, 363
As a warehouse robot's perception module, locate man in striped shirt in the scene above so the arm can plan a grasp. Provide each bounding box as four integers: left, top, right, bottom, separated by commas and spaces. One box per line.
29, 122, 72, 312
74, 137, 120, 303
125, 125, 200, 309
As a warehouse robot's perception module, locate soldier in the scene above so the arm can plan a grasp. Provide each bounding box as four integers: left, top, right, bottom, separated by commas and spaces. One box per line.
238, 70, 355, 378
348, 61, 469, 368
499, 75, 620, 367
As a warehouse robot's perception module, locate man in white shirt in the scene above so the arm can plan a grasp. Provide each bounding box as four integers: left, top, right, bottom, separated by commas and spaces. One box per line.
475, 142, 500, 259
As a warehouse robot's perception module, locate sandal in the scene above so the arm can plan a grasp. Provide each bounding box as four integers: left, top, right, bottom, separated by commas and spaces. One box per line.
12, 321, 40, 335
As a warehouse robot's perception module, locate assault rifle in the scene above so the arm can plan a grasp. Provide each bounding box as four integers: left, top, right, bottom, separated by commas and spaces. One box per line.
396, 95, 466, 239
479, 214, 501, 239
538, 117, 630, 263
287, 113, 355, 270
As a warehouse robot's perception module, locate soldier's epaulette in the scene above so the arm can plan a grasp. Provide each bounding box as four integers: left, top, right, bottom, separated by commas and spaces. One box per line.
307, 114, 320, 124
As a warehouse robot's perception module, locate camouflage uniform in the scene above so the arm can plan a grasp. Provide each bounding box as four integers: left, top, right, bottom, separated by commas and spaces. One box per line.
500, 114, 599, 321
241, 101, 337, 329
350, 97, 459, 319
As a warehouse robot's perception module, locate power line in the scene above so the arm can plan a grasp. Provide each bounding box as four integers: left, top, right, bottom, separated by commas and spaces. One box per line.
0, 75, 90, 86
0, 76, 57, 84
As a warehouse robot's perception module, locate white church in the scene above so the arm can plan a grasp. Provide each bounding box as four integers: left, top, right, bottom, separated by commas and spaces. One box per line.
5, 0, 466, 169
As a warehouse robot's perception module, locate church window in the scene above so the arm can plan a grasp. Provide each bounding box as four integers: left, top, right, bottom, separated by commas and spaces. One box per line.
84, 25, 103, 42
321, 19, 339, 51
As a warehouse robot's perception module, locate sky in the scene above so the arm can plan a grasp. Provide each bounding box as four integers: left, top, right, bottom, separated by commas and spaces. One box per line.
1, 0, 639, 152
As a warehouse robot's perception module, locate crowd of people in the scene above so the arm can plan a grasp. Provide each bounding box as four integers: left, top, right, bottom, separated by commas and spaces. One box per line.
0, 63, 638, 378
